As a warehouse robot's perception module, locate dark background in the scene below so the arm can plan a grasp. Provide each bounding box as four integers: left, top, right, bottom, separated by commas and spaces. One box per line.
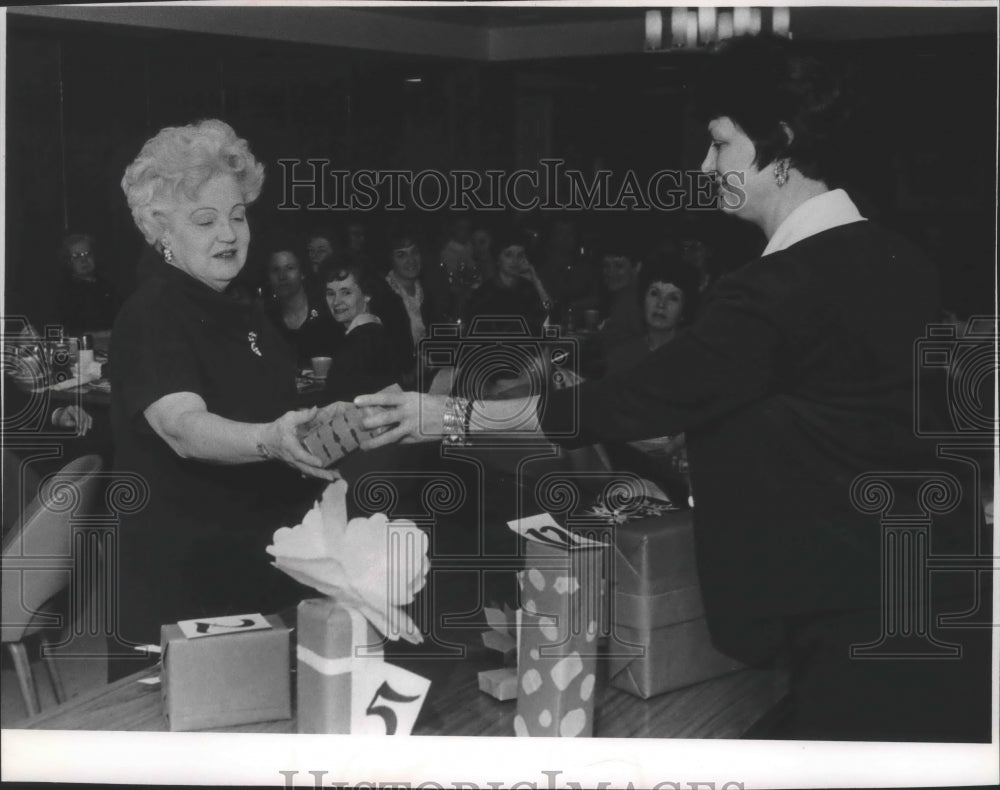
4, 12, 996, 326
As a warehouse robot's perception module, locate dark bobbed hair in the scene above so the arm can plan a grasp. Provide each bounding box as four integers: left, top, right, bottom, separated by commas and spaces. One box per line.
694, 34, 850, 182
306, 226, 340, 250
267, 235, 302, 263
492, 224, 533, 255
324, 262, 381, 299
636, 251, 702, 324
387, 226, 423, 254
59, 232, 97, 268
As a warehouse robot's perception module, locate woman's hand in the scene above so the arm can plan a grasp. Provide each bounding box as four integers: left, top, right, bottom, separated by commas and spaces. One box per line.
517, 260, 539, 284
260, 407, 339, 481
353, 391, 447, 449
52, 405, 93, 435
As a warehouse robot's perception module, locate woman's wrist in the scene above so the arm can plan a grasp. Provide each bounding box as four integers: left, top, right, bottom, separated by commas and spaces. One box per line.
255, 422, 276, 461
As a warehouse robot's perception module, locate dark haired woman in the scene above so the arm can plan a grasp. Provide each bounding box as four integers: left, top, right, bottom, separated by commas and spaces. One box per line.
56, 233, 122, 334
605, 253, 701, 377
462, 226, 553, 336
322, 264, 400, 402
265, 245, 342, 367
358, 36, 990, 742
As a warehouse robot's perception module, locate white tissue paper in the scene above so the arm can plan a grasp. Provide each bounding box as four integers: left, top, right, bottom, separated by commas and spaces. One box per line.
267, 478, 429, 644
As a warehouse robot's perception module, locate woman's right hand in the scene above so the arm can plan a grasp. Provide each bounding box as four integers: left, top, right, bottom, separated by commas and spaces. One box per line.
353, 391, 446, 449
517, 260, 539, 283
260, 407, 338, 481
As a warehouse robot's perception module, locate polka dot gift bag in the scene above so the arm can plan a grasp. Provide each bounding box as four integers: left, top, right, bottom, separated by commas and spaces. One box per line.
507, 514, 606, 737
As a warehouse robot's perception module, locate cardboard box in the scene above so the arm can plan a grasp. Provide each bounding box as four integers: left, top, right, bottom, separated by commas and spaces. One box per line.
478, 668, 517, 701
296, 597, 381, 734
513, 539, 604, 737
160, 614, 291, 731
607, 509, 744, 698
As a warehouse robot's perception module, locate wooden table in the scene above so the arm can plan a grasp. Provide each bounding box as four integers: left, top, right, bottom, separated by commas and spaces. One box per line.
19, 628, 786, 737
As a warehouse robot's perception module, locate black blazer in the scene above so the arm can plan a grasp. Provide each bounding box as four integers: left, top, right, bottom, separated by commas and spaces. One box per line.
541, 220, 983, 662
322, 321, 399, 402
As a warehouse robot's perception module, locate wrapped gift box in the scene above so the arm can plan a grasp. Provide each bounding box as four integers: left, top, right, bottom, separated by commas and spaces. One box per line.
296, 597, 381, 734
607, 509, 744, 698
160, 614, 291, 731
478, 667, 518, 701
514, 537, 604, 737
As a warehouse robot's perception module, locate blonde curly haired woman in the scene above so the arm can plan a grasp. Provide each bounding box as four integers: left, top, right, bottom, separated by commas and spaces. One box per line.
109, 119, 334, 680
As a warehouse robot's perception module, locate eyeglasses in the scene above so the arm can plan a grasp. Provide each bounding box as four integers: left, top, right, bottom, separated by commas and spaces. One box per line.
70, 251, 93, 260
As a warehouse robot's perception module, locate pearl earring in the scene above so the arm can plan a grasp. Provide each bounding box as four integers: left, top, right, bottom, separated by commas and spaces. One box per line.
162, 242, 174, 264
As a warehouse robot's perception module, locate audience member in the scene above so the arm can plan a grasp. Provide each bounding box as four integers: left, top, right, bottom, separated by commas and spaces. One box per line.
322, 263, 401, 401
470, 220, 496, 283
537, 216, 596, 314
55, 232, 122, 335
462, 225, 552, 336
596, 241, 644, 347
265, 244, 342, 367
606, 252, 701, 376
383, 229, 446, 356
343, 218, 372, 270
304, 227, 343, 299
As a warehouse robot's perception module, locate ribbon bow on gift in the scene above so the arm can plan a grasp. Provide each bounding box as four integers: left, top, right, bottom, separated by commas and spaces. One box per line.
266, 478, 429, 644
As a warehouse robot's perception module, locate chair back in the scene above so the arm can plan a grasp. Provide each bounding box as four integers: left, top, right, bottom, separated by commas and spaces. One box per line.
1, 454, 104, 643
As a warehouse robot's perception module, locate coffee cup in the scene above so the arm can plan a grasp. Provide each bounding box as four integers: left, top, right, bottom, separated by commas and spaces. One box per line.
584, 309, 600, 331
311, 356, 333, 379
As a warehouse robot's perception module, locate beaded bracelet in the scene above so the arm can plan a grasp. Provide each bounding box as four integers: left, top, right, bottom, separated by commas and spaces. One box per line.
463, 398, 475, 439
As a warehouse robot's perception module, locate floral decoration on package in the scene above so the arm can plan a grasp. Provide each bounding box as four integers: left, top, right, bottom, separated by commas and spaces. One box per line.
267, 478, 429, 644
586, 491, 680, 525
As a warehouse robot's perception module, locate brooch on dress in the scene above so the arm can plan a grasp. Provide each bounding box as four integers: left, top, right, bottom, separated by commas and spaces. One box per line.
248, 331, 262, 357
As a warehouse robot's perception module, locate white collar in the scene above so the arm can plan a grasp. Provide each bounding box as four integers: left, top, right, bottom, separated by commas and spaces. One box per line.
762, 189, 866, 257
345, 312, 382, 335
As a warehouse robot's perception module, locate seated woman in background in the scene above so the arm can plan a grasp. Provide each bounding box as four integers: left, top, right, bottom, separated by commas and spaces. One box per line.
303, 227, 343, 302
462, 226, 553, 336
600, 252, 701, 502
304, 227, 340, 279
56, 232, 122, 335
265, 243, 342, 367
383, 229, 447, 378
605, 251, 701, 377
322, 263, 401, 401
596, 241, 644, 346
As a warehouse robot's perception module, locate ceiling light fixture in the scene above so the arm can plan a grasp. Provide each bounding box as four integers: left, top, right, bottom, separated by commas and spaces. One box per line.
645, 7, 791, 52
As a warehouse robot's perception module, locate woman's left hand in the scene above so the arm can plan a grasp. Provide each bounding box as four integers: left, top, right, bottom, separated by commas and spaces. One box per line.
261, 408, 339, 481
353, 391, 446, 449
517, 260, 539, 284
52, 405, 93, 435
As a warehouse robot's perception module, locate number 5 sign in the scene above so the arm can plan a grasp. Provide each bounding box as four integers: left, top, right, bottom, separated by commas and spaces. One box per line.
352, 661, 431, 735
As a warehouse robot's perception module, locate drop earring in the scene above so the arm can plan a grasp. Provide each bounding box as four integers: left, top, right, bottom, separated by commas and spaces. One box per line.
161, 242, 174, 264
774, 159, 790, 188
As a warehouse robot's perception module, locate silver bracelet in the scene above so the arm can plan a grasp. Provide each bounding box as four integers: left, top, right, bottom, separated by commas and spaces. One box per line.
443, 397, 470, 446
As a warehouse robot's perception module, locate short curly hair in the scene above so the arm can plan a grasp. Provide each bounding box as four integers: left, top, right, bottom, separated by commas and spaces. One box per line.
121, 119, 265, 245
695, 35, 850, 183
637, 251, 702, 325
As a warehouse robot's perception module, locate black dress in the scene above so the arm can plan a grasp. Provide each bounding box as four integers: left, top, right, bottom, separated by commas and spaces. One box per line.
56, 274, 121, 334
265, 293, 342, 368
462, 278, 547, 335
540, 220, 991, 741
322, 320, 399, 403
108, 263, 317, 676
